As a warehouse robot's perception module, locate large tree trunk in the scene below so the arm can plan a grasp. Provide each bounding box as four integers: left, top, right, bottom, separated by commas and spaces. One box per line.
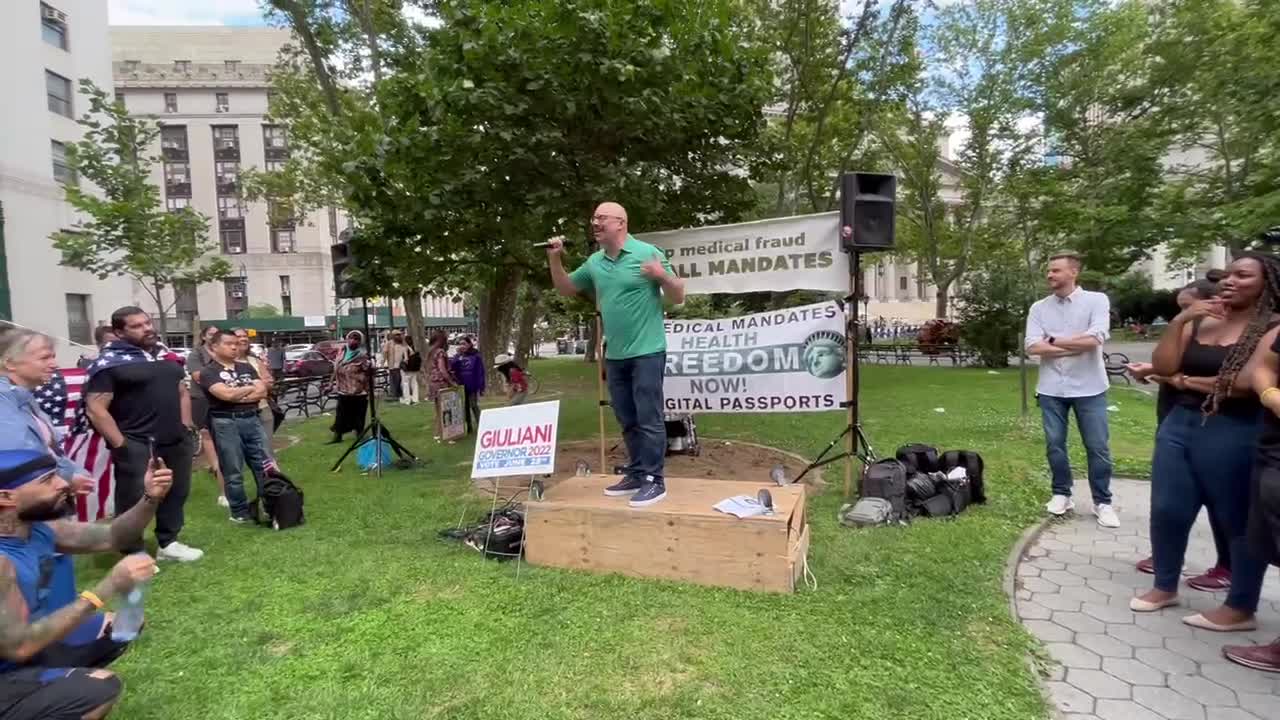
402, 291, 427, 360
478, 268, 523, 384
514, 287, 542, 368
934, 283, 950, 319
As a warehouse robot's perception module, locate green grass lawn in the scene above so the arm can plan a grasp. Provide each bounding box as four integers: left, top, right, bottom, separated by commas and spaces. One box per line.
81, 359, 1157, 720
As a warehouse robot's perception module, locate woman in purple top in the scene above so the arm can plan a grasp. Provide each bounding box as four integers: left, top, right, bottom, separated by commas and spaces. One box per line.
449, 336, 485, 435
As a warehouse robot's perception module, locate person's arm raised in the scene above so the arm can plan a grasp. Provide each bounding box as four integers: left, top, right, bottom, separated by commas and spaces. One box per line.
547, 237, 583, 298
1152, 298, 1224, 376
52, 462, 172, 553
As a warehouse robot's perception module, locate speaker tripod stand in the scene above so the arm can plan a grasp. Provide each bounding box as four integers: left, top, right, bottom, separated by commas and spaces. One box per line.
794, 279, 879, 485
330, 297, 417, 478
794, 181, 892, 491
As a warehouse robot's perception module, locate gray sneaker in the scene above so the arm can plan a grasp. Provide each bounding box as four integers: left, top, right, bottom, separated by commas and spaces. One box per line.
629, 480, 667, 508
604, 476, 645, 497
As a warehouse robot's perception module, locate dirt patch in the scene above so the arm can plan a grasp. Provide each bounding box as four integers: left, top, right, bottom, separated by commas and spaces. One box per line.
266, 641, 294, 657
552, 439, 808, 485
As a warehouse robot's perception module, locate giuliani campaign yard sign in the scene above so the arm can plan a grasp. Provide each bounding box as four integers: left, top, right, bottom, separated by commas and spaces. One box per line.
470, 401, 561, 479
663, 301, 847, 414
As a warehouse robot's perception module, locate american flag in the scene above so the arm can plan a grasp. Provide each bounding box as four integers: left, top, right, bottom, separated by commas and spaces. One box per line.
37, 368, 114, 522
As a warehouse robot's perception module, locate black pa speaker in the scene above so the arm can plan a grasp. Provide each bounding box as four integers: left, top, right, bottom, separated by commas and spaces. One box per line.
840, 172, 896, 251
331, 230, 359, 299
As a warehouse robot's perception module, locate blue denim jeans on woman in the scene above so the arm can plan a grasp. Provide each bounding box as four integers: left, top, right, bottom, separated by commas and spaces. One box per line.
1150, 405, 1268, 612
209, 411, 273, 520
605, 352, 667, 482
1039, 392, 1113, 505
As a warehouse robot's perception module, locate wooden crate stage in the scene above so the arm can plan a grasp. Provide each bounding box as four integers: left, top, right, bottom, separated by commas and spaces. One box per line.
524, 475, 810, 593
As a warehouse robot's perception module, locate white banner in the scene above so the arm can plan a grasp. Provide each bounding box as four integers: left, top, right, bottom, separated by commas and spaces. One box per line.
639, 211, 848, 294
664, 301, 847, 414
303, 315, 326, 327
471, 401, 561, 479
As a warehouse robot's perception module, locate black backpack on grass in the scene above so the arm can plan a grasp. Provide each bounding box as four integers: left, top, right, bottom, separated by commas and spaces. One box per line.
896, 444, 941, 475
940, 450, 986, 504
255, 469, 305, 530
859, 459, 909, 522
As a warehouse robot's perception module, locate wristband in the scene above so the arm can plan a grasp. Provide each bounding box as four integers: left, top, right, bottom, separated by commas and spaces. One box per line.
80, 591, 104, 609
1262, 387, 1280, 404
143, 493, 160, 505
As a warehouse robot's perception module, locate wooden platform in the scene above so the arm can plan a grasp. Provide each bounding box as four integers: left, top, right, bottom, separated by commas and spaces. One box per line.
524, 475, 810, 593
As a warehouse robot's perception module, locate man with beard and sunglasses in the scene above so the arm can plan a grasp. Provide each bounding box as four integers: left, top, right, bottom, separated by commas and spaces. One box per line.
0, 448, 170, 719
84, 307, 202, 563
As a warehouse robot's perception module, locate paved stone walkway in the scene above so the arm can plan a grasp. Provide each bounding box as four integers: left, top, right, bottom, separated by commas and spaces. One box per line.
1012, 479, 1280, 720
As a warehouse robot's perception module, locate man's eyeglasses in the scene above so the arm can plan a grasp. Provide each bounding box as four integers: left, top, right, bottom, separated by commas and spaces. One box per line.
591, 214, 624, 223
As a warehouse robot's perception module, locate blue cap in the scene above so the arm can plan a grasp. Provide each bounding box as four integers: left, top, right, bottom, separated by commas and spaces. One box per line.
0, 450, 57, 491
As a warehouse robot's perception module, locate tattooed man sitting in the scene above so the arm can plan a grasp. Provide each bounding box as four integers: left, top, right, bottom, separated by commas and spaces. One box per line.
0, 449, 169, 719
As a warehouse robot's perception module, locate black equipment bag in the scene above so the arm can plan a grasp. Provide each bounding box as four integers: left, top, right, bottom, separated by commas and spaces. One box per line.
464, 509, 524, 559
906, 473, 938, 502
940, 450, 986, 504
896, 444, 941, 474
919, 493, 955, 518
256, 469, 305, 530
860, 459, 908, 521
938, 474, 971, 515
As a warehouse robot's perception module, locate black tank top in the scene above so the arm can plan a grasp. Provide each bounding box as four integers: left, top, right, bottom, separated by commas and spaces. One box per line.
1173, 319, 1277, 418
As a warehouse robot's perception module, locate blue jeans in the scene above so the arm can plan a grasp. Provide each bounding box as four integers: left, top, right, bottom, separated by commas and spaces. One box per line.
1151, 405, 1268, 612
1040, 392, 1113, 505
209, 411, 273, 519
605, 352, 667, 482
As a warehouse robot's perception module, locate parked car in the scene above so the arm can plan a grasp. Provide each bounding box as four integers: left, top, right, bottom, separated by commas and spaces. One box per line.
284, 343, 313, 362
285, 351, 335, 378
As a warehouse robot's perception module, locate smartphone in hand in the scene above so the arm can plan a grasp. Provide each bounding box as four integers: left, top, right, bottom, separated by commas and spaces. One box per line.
147, 436, 159, 469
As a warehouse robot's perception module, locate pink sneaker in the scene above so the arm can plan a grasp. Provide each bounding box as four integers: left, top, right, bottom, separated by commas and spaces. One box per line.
1136, 557, 1154, 574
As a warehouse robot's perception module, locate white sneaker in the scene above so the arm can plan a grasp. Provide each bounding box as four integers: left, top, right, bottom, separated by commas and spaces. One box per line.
157, 541, 204, 562
217, 495, 229, 508
1095, 504, 1120, 528
1046, 495, 1075, 516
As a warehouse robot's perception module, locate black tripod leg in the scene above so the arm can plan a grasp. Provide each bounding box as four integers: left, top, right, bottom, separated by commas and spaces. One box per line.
795, 424, 853, 484
331, 423, 375, 472
374, 423, 418, 461
855, 424, 876, 463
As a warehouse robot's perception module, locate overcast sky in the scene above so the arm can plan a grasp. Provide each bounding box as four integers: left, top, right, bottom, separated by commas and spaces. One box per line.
108, 0, 269, 26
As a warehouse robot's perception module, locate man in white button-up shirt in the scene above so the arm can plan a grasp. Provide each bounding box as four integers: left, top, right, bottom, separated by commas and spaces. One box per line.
1024, 253, 1119, 528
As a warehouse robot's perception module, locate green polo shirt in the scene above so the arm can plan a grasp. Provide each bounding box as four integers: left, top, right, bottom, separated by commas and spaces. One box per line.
569, 235, 674, 361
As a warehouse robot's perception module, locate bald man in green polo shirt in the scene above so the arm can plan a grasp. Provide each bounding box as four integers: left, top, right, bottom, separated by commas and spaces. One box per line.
547, 202, 685, 507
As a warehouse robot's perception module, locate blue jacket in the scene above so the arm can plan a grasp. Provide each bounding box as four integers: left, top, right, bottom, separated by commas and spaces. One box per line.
449, 349, 486, 393
0, 376, 84, 481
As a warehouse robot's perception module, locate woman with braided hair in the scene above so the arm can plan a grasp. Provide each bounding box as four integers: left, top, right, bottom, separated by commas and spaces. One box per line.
1128, 272, 1234, 590
1223, 253, 1280, 672
1130, 252, 1280, 635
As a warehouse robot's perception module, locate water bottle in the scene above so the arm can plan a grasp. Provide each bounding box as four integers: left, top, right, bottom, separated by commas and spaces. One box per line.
111, 580, 148, 642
